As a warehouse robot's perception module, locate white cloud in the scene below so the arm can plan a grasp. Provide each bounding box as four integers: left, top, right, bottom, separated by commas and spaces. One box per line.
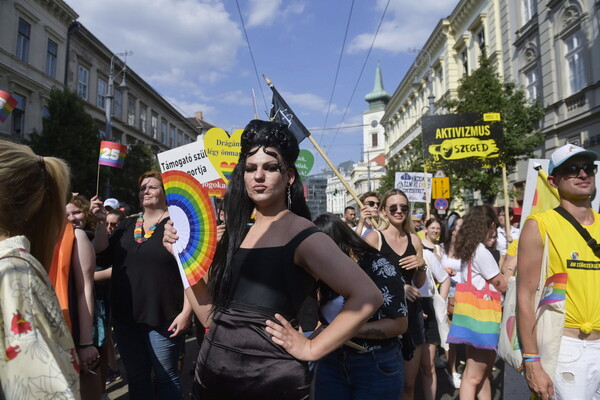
348, 0, 456, 53
66, 0, 242, 83
246, 0, 281, 27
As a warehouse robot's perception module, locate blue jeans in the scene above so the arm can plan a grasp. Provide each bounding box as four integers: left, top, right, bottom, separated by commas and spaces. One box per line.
113, 320, 184, 400
314, 343, 404, 400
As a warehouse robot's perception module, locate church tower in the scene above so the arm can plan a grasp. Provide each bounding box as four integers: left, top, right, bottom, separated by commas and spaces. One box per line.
362, 62, 390, 161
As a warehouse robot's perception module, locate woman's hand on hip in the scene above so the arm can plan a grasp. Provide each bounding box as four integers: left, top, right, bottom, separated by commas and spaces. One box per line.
266, 313, 312, 361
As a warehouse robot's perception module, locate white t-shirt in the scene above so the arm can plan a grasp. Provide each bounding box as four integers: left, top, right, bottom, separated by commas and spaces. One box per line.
441, 251, 463, 284
419, 249, 449, 297
496, 226, 520, 256
459, 243, 501, 291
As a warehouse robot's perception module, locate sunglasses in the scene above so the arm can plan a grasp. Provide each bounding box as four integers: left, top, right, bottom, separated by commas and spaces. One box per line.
388, 204, 409, 214
364, 201, 380, 207
556, 163, 598, 177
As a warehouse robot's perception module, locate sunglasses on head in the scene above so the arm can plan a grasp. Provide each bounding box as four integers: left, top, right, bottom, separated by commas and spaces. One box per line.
556, 163, 598, 177
365, 201, 380, 207
388, 204, 409, 214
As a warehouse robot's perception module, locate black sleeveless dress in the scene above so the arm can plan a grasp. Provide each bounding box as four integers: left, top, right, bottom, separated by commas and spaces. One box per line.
379, 232, 426, 347
193, 227, 319, 400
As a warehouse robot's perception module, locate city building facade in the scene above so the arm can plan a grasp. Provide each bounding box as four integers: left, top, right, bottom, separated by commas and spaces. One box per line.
381, 0, 600, 204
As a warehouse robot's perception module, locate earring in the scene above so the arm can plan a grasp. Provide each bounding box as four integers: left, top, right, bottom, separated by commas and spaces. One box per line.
287, 185, 292, 210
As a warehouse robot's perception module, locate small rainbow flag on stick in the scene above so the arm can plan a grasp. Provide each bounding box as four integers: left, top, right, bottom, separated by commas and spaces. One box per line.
98, 141, 127, 169
0, 90, 18, 123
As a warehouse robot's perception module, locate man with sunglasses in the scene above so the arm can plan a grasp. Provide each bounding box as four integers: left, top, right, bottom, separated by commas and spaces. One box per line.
517, 143, 600, 400
354, 191, 381, 238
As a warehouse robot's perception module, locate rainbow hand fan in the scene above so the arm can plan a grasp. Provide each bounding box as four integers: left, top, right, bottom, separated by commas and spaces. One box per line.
163, 170, 217, 287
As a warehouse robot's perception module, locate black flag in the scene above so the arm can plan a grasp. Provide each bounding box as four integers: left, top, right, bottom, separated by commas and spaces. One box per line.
269, 85, 311, 143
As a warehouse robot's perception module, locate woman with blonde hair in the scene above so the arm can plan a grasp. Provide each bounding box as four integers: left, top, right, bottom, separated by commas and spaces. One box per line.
365, 188, 427, 400
0, 141, 80, 398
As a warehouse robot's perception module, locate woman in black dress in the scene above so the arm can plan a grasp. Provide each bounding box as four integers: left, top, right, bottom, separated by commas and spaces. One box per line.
164, 120, 383, 400
365, 188, 427, 400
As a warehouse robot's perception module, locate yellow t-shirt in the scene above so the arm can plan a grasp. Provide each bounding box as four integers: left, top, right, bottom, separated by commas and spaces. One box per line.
529, 209, 600, 334
506, 239, 519, 257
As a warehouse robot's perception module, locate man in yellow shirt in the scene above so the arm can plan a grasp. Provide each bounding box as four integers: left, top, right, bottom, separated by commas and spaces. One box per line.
517, 144, 600, 400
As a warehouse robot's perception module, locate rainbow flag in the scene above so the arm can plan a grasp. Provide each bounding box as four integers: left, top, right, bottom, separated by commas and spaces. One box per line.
98, 141, 127, 169
0, 90, 18, 123
538, 273, 568, 308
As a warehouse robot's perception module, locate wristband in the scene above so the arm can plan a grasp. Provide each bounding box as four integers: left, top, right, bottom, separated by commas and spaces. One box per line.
523, 353, 541, 362
79, 343, 94, 348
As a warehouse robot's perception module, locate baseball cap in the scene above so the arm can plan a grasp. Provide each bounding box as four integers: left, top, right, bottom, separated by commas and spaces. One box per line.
104, 198, 120, 211
548, 144, 599, 175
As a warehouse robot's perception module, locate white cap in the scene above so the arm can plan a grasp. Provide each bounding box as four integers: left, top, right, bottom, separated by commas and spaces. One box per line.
548, 144, 599, 175
104, 198, 119, 210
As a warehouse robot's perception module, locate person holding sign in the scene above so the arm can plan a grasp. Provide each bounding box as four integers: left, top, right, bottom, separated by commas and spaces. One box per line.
355, 191, 381, 238
90, 171, 192, 400
164, 120, 382, 399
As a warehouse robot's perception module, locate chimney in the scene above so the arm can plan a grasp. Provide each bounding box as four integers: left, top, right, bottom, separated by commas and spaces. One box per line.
195, 111, 203, 121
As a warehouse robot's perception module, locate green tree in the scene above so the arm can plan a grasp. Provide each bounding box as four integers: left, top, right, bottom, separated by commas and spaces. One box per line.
378, 136, 424, 195
102, 142, 159, 211
440, 54, 545, 203
27, 87, 100, 196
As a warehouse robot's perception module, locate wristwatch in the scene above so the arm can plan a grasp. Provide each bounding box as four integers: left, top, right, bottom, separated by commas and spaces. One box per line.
418, 265, 428, 271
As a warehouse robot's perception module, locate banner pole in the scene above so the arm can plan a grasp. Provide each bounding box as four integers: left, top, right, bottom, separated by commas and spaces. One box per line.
96, 164, 101, 196
307, 135, 379, 229
502, 165, 511, 237
424, 167, 430, 219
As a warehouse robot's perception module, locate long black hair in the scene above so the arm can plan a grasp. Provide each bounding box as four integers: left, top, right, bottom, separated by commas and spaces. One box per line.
313, 213, 376, 302
208, 120, 311, 313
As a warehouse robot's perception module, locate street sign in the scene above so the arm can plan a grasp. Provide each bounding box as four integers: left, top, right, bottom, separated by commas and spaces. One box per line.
434, 198, 449, 211
432, 177, 450, 199
434, 170, 446, 178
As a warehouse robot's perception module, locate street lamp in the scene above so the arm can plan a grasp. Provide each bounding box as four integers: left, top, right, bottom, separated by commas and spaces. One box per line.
104, 51, 133, 141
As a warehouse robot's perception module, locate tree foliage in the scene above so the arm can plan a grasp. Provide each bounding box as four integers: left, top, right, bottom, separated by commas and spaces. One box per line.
27, 87, 100, 196
440, 54, 545, 203
27, 87, 158, 209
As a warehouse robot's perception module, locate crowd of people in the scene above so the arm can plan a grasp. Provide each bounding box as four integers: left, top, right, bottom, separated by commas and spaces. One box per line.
1, 124, 598, 400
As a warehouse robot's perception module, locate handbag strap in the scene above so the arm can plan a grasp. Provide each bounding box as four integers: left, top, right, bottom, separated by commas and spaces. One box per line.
554, 206, 600, 257
466, 257, 491, 290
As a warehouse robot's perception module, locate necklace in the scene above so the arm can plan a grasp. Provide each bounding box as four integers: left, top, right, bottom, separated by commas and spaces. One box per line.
133, 211, 166, 243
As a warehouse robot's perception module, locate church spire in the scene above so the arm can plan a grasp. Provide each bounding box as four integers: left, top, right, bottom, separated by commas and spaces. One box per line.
365, 62, 390, 111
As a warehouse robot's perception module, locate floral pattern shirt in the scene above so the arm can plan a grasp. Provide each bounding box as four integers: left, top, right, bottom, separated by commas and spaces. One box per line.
0, 236, 80, 400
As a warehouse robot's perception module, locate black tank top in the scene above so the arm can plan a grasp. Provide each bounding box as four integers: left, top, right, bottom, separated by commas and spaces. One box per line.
379, 231, 417, 282
229, 227, 319, 331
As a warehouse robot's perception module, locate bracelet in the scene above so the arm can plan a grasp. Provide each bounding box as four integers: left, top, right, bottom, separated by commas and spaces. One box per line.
523, 353, 541, 362
79, 343, 95, 348
418, 265, 428, 271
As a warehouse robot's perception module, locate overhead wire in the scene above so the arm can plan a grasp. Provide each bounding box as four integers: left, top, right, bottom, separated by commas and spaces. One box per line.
318, 0, 355, 145
235, 0, 268, 118
325, 0, 391, 155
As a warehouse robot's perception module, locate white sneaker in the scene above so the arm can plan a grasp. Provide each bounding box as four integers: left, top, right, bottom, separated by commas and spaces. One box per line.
451, 372, 462, 389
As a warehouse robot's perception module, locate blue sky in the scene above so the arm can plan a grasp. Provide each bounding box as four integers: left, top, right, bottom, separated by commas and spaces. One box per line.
65, 0, 456, 172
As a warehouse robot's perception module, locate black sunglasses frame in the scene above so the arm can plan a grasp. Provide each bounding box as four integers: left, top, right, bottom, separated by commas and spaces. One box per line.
556, 163, 598, 177
364, 201, 380, 207
388, 204, 410, 214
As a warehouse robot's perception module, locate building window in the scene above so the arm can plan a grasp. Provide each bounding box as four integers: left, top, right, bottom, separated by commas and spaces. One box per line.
139, 104, 147, 133
523, 0, 535, 24
45, 39, 58, 78
11, 93, 26, 138
461, 50, 469, 76
161, 120, 168, 144
477, 29, 486, 52
77, 65, 89, 100
565, 31, 585, 94
16, 18, 30, 62
114, 89, 123, 118
127, 97, 136, 126
170, 125, 176, 147
151, 113, 158, 139
525, 69, 538, 101
371, 132, 378, 147
177, 130, 183, 147
97, 78, 107, 109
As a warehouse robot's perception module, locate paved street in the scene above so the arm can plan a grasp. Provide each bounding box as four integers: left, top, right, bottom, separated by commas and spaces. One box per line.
105, 334, 530, 399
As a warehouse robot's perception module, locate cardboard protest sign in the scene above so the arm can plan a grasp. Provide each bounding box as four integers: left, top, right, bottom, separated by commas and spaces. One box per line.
395, 172, 432, 203
422, 113, 504, 170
